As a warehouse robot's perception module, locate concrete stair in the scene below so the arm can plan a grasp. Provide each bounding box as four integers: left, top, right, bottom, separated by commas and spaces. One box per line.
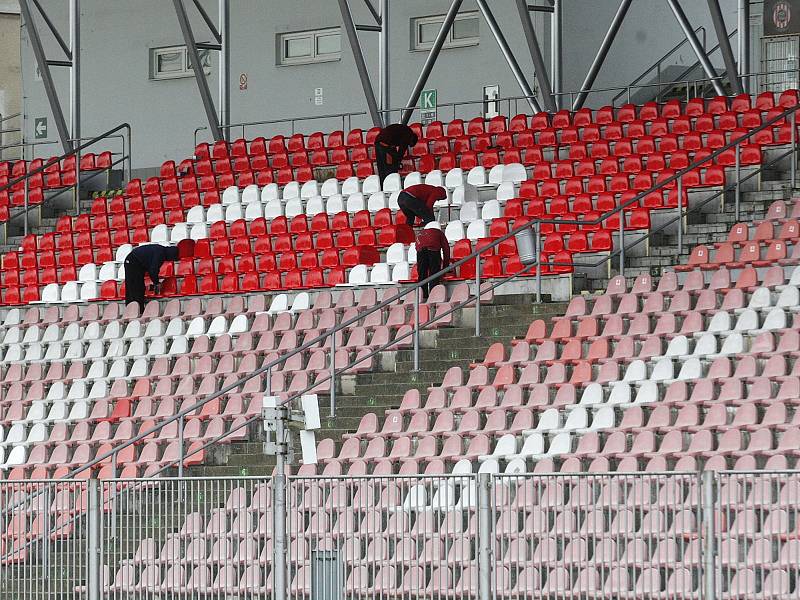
585, 175, 797, 292
189, 296, 568, 477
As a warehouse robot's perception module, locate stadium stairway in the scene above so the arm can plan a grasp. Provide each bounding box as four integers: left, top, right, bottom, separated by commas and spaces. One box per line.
586, 176, 798, 292
190, 296, 569, 477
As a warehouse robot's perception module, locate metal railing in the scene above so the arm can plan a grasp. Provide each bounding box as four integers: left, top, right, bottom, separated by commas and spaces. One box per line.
611, 25, 707, 107
193, 66, 794, 148
0, 123, 132, 235
641, 27, 738, 104
0, 112, 22, 161
610, 26, 738, 107
11, 97, 794, 490
3, 472, 799, 598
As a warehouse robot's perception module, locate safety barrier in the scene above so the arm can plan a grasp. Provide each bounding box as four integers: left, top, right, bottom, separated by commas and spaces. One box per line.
2, 472, 799, 598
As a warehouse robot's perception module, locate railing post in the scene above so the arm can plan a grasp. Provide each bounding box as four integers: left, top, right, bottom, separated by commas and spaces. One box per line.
87, 478, 101, 600
41, 485, 51, 580
329, 331, 336, 417
475, 253, 481, 337
23, 167, 28, 237
534, 221, 542, 303
178, 414, 185, 502
266, 366, 272, 396
413, 285, 420, 372
272, 416, 288, 600
701, 471, 717, 600
677, 176, 683, 256
110, 452, 117, 537
74, 148, 81, 216
178, 414, 185, 480
477, 473, 492, 600
792, 110, 797, 188
618, 209, 625, 278
734, 143, 741, 222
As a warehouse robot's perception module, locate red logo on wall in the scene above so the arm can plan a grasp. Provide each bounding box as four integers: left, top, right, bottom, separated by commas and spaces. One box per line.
774, 1, 792, 30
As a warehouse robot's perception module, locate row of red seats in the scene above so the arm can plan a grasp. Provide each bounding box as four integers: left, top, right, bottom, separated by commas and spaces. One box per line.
0, 152, 114, 221
411, 119, 767, 158
537, 149, 762, 179
188, 90, 798, 163
199, 224, 413, 257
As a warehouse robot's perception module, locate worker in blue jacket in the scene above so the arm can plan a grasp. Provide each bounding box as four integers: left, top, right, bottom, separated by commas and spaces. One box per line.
124, 240, 195, 311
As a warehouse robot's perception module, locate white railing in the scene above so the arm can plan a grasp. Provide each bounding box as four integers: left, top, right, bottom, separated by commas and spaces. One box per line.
2, 472, 799, 599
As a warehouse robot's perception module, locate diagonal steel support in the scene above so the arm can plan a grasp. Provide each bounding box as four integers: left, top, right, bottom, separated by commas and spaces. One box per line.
191, 0, 221, 42
19, 0, 72, 153
666, 0, 725, 96
31, 0, 71, 59
476, 0, 542, 114
402, 0, 464, 125
573, 0, 633, 110
338, 0, 383, 127
515, 0, 556, 112
707, 0, 743, 94
362, 0, 381, 25
173, 0, 223, 141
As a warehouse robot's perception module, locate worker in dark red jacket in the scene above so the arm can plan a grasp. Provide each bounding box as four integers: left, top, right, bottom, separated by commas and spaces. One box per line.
416, 221, 450, 300
374, 123, 418, 184
124, 239, 195, 311
398, 184, 447, 227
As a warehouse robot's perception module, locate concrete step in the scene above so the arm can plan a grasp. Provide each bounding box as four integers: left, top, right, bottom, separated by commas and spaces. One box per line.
210, 296, 570, 473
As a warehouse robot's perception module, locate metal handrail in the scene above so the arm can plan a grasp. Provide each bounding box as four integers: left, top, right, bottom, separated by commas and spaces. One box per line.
611, 26, 707, 106
52, 100, 800, 483
0, 123, 132, 196
194, 66, 795, 148
0, 112, 21, 124
644, 28, 739, 105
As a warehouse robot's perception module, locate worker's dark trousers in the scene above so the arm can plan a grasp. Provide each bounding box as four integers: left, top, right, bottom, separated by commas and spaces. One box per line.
123, 257, 146, 312
375, 142, 404, 184
417, 248, 442, 300
398, 192, 435, 227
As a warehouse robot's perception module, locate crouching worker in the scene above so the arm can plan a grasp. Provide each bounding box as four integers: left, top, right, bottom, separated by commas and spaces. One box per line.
416, 221, 450, 300
124, 239, 195, 311
398, 184, 447, 227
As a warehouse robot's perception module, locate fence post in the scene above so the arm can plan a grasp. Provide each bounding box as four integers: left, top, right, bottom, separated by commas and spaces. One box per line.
413, 285, 420, 372
87, 478, 101, 600
178, 414, 185, 480
734, 144, 741, 221
677, 176, 683, 256
272, 417, 289, 600
42, 485, 51, 581
475, 254, 481, 337
111, 453, 117, 536
329, 331, 336, 417
266, 366, 272, 396
477, 473, 492, 600
23, 167, 28, 237
535, 221, 541, 303
792, 110, 797, 188
618, 210, 626, 278
702, 470, 717, 600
